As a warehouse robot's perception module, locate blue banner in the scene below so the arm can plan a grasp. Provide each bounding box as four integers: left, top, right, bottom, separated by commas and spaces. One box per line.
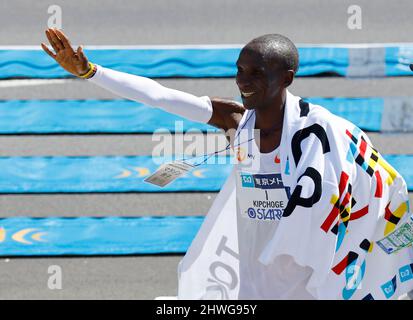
0, 216, 203, 256
305, 97, 384, 132
0, 97, 389, 134
0, 156, 231, 193
0, 99, 217, 133
1, 45, 410, 79
0, 155, 410, 193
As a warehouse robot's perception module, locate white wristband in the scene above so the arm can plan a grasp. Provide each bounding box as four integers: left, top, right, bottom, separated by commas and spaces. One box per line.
87, 65, 213, 124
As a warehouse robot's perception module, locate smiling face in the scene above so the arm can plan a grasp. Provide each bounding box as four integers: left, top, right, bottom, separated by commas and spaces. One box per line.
236, 46, 285, 110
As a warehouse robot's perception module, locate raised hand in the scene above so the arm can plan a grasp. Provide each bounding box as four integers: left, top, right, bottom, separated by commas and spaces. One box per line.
41, 28, 90, 77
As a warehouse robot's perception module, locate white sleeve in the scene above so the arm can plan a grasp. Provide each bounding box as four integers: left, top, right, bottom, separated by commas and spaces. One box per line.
87, 65, 213, 124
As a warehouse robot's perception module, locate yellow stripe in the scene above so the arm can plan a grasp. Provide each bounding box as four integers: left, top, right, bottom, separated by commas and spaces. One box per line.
393, 202, 408, 218
378, 158, 397, 185
330, 194, 339, 205
134, 167, 150, 177
384, 202, 408, 236
384, 224, 395, 236
0, 227, 5, 243
341, 208, 351, 222
368, 243, 374, 253
31, 232, 47, 242
368, 157, 378, 170
11, 228, 37, 245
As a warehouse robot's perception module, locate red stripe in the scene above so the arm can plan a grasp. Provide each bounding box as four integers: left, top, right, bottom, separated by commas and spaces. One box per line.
332, 252, 358, 275
338, 172, 349, 195
350, 206, 369, 221
359, 138, 367, 158
321, 206, 339, 233
374, 170, 383, 198
384, 203, 392, 221
341, 191, 351, 208
332, 255, 350, 275
320, 171, 349, 233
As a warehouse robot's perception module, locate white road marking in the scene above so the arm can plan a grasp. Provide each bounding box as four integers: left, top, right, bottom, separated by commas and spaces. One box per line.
0, 79, 75, 88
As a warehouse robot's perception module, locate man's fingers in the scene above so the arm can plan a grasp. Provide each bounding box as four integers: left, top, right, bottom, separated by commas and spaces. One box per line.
46, 29, 60, 53
55, 29, 74, 52
45, 29, 60, 53
41, 43, 56, 59
48, 28, 64, 50
76, 45, 87, 62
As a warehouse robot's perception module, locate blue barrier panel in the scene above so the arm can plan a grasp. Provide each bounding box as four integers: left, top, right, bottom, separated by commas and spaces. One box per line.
0, 155, 410, 193
385, 155, 413, 192
0, 97, 386, 133
0, 216, 204, 256
0, 156, 232, 193
0, 47, 239, 79
3, 45, 413, 79
385, 46, 413, 76
304, 97, 384, 132
0, 100, 217, 133
0, 46, 351, 78
298, 46, 348, 76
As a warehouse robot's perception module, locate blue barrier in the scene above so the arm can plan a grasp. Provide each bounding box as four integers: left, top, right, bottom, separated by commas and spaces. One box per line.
385, 46, 413, 76
305, 97, 383, 132
0, 47, 239, 79
0, 155, 410, 193
0, 156, 232, 193
1, 45, 411, 79
0, 97, 391, 133
0, 99, 217, 133
0, 216, 203, 256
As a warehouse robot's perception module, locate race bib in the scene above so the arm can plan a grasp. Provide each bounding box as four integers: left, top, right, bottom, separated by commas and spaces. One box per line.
235, 170, 291, 222
376, 215, 413, 254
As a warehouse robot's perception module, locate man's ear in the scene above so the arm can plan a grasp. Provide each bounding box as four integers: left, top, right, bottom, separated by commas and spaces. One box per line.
283, 70, 295, 88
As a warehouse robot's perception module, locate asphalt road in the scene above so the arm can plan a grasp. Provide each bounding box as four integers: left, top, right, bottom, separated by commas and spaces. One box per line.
0, 0, 412, 300
0, 0, 412, 45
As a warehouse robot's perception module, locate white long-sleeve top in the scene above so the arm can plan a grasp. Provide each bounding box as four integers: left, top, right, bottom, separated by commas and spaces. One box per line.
87, 65, 213, 124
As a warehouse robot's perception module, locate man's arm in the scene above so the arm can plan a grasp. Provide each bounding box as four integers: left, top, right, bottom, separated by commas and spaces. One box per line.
208, 98, 245, 131
85, 64, 214, 124
41, 28, 245, 132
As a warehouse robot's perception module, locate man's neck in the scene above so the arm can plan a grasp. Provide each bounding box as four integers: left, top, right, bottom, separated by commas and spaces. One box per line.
254, 90, 286, 133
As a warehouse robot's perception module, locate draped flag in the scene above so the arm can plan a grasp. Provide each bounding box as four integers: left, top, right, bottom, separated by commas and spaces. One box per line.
178, 90, 413, 300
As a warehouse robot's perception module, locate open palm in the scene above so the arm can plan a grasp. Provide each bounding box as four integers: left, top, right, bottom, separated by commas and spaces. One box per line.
41, 28, 90, 77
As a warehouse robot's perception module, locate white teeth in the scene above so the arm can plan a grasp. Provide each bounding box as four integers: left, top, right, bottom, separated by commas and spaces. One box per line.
241, 91, 255, 97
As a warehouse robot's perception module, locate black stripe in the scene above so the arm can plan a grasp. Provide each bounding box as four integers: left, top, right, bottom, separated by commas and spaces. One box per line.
299, 99, 310, 117
359, 239, 371, 251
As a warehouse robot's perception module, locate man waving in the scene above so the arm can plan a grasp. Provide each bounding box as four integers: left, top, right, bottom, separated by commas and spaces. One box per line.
42, 29, 413, 300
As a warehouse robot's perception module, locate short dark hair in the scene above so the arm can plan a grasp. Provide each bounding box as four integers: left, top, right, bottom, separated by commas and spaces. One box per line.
244, 34, 299, 73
